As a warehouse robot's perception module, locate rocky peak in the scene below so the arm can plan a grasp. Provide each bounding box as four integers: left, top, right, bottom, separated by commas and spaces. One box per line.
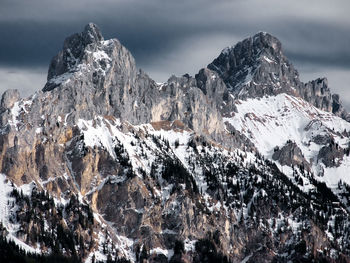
207, 32, 350, 122
208, 32, 301, 99
211, 32, 283, 71
303, 78, 350, 121
44, 23, 109, 91
62, 23, 104, 60
18, 24, 228, 145
43, 25, 140, 113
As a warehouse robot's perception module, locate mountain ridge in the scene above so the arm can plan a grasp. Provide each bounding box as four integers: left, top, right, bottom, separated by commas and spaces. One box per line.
0, 23, 350, 262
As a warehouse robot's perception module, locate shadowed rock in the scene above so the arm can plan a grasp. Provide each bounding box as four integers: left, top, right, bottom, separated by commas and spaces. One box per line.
272, 141, 310, 170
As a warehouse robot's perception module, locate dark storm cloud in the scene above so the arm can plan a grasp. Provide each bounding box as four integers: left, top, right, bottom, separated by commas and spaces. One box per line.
276, 21, 350, 69
0, 0, 349, 106
1, 0, 349, 70
0, 0, 228, 68
0, 21, 73, 68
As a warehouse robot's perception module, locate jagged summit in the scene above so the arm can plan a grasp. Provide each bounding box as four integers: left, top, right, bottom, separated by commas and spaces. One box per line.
40, 24, 350, 122
46, 23, 104, 84
37, 24, 226, 137
208, 31, 299, 98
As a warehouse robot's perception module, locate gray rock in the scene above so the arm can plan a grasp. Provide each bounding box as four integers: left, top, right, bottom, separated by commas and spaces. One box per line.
1, 89, 20, 110
37, 26, 240, 149
0, 24, 349, 263
272, 141, 310, 170
208, 32, 301, 99
0, 89, 20, 126
195, 68, 237, 115
45, 23, 104, 89
317, 140, 345, 167
303, 78, 350, 121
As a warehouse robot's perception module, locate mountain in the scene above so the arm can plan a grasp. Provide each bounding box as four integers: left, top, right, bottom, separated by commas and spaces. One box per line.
208, 32, 350, 121
0, 23, 350, 263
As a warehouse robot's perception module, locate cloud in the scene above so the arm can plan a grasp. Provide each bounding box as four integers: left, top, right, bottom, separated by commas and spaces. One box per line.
0, 67, 46, 98
144, 33, 244, 82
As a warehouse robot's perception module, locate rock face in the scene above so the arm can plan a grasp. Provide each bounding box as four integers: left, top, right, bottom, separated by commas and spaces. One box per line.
195, 68, 236, 115
208, 32, 301, 98
303, 78, 350, 121
41, 25, 228, 143
317, 139, 345, 167
272, 141, 310, 170
45, 23, 104, 84
0, 24, 350, 263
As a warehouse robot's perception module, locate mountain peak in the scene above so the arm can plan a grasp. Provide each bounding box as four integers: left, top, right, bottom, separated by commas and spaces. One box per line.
208, 32, 293, 98
44, 23, 105, 89
43, 23, 137, 94
208, 33, 350, 121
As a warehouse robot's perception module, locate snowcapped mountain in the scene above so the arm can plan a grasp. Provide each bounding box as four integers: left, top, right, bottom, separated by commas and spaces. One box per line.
208, 32, 350, 121
0, 23, 350, 262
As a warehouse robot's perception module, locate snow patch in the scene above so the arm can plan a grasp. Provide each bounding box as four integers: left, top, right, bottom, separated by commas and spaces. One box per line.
150, 247, 174, 261
225, 93, 350, 189
0, 174, 40, 254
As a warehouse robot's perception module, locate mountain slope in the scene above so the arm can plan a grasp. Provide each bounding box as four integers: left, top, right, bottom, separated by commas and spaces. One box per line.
225, 93, 350, 186
0, 23, 349, 263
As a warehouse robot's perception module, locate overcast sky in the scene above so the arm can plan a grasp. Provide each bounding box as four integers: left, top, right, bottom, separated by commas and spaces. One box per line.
0, 0, 349, 108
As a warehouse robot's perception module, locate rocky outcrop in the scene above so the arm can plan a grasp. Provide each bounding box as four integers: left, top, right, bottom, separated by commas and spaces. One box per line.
0, 89, 21, 127
0, 89, 20, 111
208, 32, 301, 99
195, 68, 236, 115
303, 78, 350, 121
272, 141, 310, 170
317, 140, 345, 167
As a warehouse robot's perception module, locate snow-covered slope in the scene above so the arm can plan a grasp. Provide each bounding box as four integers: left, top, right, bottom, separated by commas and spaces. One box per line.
225, 93, 350, 188
0, 174, 40, 254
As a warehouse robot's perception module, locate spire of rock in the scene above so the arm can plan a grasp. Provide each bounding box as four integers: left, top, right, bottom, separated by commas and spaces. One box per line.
44, 23, 105, 90
304, 77, 350, 121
